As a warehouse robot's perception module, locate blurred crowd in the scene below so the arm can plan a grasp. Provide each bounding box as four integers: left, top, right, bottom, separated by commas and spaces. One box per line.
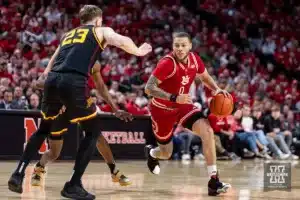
1, 0, 300, 158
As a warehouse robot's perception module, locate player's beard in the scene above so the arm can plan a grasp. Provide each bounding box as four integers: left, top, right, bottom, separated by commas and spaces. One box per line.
174, 52, 189, 64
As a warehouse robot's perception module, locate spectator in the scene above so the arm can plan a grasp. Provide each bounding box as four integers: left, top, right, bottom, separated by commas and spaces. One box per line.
252, 105, 285, 159
11, 86, 28, 109
28, 93, 40, 110
232, 109, 265, 158
175, 125, 203, 160
264, 105, 298, 159
241, 105, 271, 159
125, 93, 148, 115
0, 89, 18, 109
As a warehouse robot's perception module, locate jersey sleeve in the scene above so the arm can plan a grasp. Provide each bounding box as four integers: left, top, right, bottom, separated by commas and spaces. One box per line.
193, 53, 205, 74
152, 58, 175, 82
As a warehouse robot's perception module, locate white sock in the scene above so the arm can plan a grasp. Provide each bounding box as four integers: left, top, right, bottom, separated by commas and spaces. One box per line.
207, 165, 217, 178
150, 149, 157, 159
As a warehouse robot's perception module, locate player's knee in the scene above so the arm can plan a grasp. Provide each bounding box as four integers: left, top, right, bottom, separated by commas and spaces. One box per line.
192, 119, 213, 138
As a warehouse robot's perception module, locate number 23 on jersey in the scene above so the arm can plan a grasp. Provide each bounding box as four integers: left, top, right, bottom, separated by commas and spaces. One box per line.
61, 28, 89, 46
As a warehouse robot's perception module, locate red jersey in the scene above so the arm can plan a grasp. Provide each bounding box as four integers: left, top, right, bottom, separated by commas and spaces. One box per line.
152, 52, 205, 108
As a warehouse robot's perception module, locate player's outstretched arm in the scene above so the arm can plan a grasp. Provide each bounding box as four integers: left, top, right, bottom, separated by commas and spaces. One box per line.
92, 62, 119, 112
43, 46, 60, 75
145, 75, 172, 100
196, 69, 229, 97
92, 62, 133, 122
95, 27, 152, 56
36, 46, 60, 89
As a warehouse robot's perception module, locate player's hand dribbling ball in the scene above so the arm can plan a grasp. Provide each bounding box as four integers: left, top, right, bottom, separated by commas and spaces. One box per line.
209, 93, 234, 117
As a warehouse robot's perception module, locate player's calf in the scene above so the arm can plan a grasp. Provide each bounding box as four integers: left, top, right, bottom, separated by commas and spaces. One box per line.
186, 117, 232, 195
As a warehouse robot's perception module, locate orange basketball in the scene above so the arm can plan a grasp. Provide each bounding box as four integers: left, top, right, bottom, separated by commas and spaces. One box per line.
209, 93, 234, 117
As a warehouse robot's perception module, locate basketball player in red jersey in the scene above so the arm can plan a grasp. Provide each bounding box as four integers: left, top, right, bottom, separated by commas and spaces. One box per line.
145, 32, 231, 196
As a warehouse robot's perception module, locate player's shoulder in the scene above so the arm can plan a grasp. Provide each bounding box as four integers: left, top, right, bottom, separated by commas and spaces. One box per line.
189, 52, 203, 61
158, 53, 176, 64
96, 26, 114, 33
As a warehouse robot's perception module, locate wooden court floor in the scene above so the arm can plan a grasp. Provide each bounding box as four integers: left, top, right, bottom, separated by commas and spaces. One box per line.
1, 160, 300, 200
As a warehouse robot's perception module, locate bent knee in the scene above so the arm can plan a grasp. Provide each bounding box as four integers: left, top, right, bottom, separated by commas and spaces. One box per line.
192, 119, 213, 134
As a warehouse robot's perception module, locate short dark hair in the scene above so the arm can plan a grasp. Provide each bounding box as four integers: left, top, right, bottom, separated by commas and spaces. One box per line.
79, 5, 102, 24
3, 89, 13, 95
271, 105, 280, 112
172, 32, 192, 42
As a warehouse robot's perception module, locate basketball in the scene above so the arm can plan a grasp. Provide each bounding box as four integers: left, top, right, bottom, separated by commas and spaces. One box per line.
209, 93, 234, 117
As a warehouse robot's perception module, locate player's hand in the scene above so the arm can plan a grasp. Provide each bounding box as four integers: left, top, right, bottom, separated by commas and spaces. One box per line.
114, 110, 134, 122
35, 73, 47, 89
213, 88, 231, 98
176, 94, 193, 104
137, 43, 152, 56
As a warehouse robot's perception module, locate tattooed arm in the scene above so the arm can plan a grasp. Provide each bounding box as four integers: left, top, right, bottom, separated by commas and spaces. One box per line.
144, 75, 171, 100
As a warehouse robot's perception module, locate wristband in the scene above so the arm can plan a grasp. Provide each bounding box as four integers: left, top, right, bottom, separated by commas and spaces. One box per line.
170, 94, 178, 102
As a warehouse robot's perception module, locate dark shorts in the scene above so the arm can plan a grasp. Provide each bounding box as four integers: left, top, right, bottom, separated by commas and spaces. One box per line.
41, 72, 97, 139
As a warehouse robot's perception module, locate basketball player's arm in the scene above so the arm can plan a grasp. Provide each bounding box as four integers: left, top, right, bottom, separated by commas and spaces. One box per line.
92, 62, 133, 121
145, 75, 172, 100
43, 46, 60, 74
96, 27, 151, 56
91, 62, 119, 113
196, 69, 221, 95
36, 46, 60, 89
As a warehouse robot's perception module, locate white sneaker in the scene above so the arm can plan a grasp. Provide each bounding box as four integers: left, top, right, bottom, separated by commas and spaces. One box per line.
292, 154, 299, 160
279, 153, 290, 160
194, 153, 205, 160
263, 153, 273, 160
182, 154, 191, 160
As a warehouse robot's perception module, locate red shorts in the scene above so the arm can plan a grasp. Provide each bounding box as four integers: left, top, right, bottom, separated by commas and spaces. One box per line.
149, 99, 202, 144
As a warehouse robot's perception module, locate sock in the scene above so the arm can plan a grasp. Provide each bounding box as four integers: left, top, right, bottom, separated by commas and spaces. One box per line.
108, 163, 116, 174
70, 132, 98, 185
207, 165, 217, 178
14, 121, 50, 175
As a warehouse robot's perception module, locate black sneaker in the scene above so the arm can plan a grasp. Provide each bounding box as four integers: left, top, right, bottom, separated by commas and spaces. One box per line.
145, 145, 160, 175
61, 181, 95, 200
208, 172, 231, 196
8, 172, 24, 194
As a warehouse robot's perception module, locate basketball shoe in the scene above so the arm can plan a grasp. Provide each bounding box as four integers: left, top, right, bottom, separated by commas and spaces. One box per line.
111, 170, 131, 186
208, 172, 231, 196
61, 181, 95, 200
31, 163, 46, 186
145, 145, 160, 174
8, 172, 24, 193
